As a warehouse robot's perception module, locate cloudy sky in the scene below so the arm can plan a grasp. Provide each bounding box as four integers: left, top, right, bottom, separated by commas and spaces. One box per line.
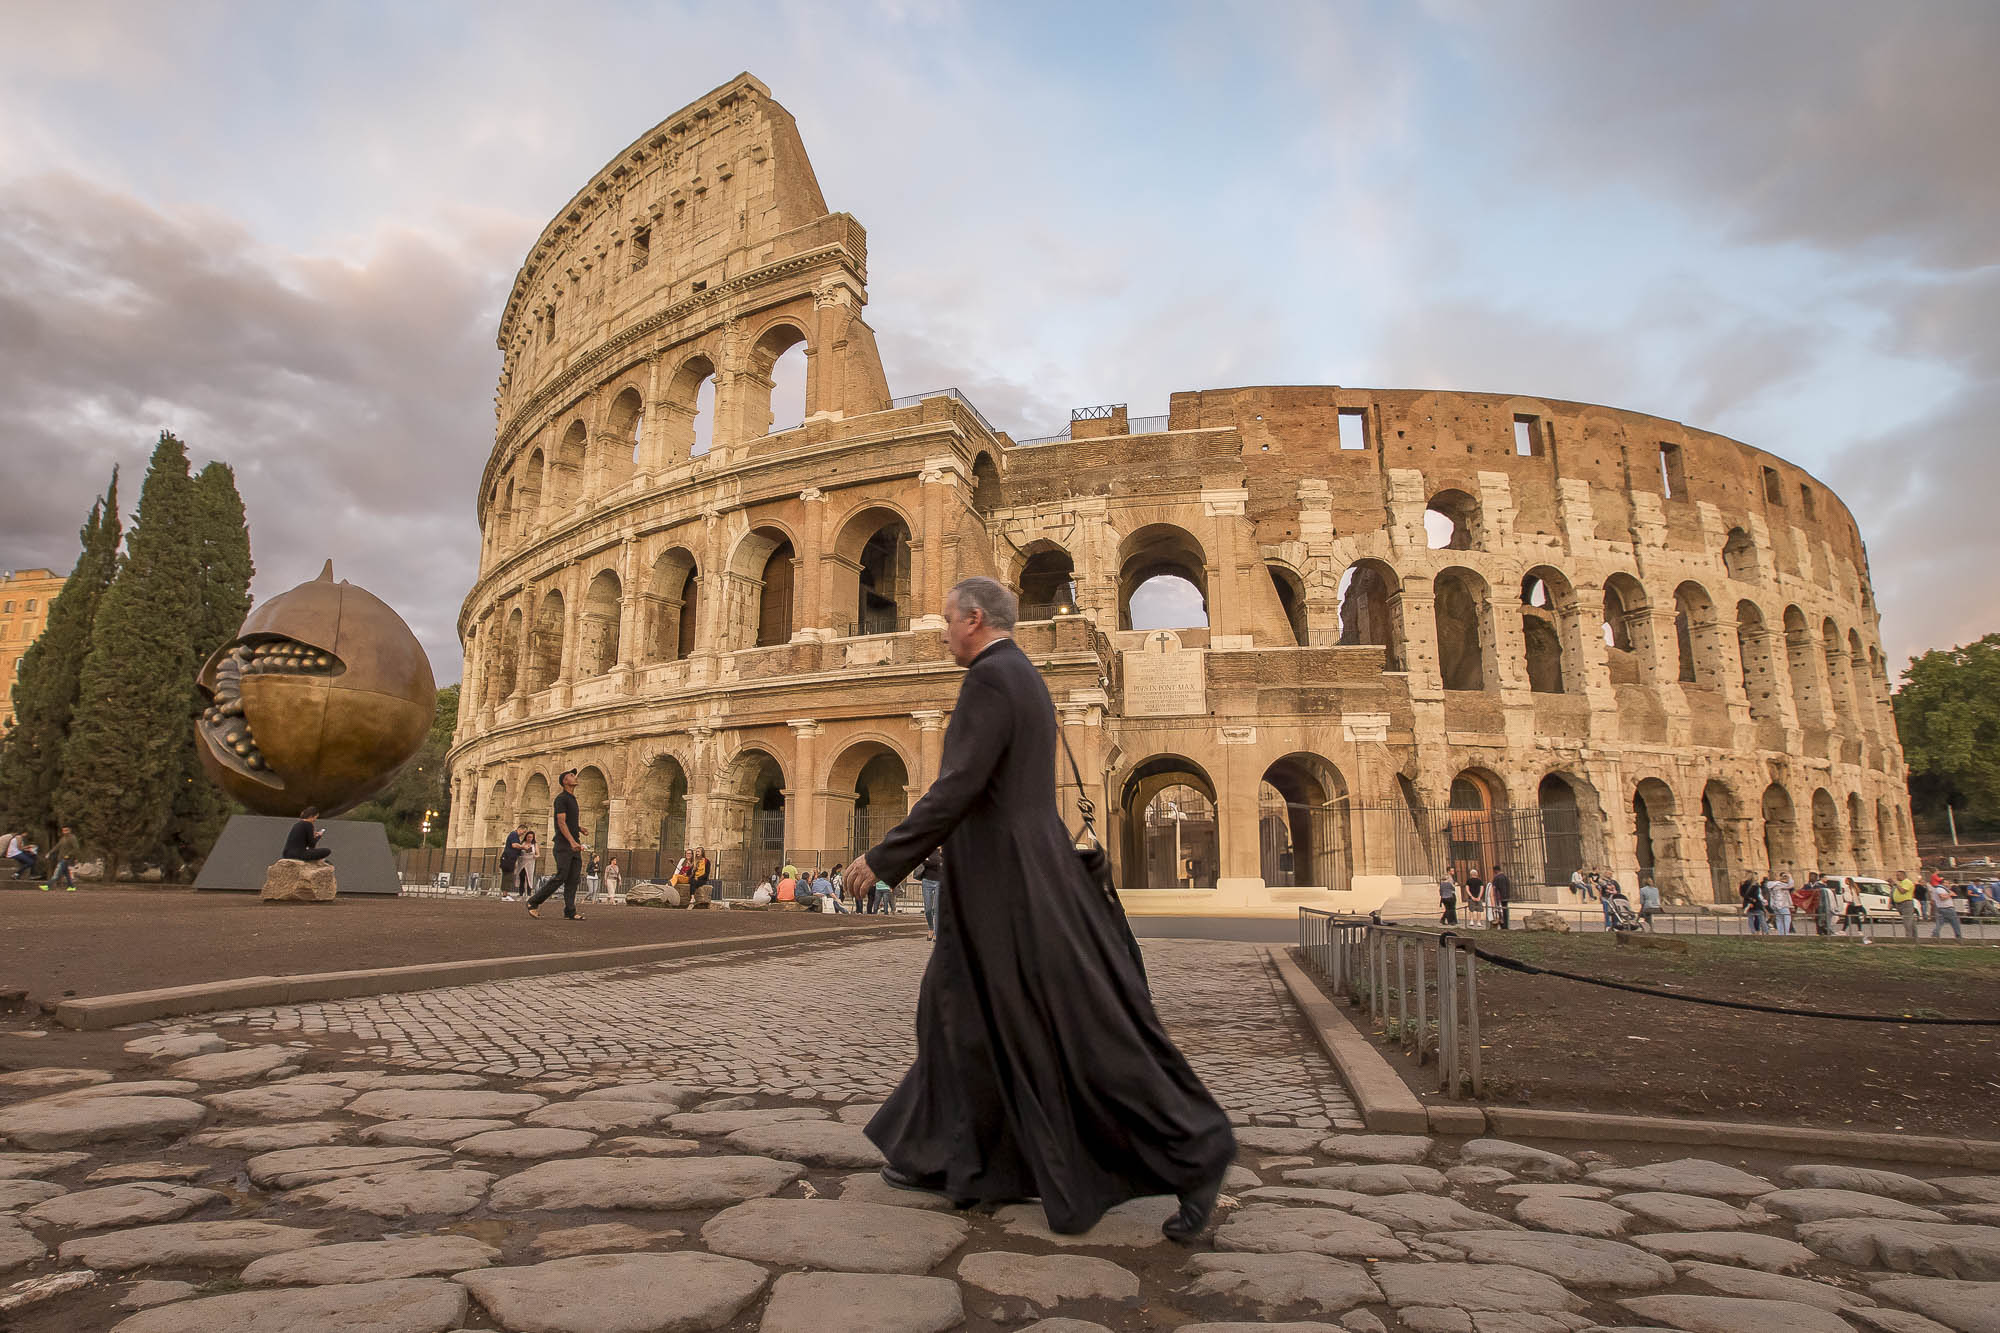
1, 0, 1994, 680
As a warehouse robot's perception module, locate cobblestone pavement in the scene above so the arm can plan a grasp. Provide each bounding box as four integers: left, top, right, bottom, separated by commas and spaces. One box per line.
219, 938, 1363, 1130
0, 931, 1995, 1331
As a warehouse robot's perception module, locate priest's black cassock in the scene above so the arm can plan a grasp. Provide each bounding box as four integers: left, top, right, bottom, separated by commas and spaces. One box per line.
864, 636, 1236, 1234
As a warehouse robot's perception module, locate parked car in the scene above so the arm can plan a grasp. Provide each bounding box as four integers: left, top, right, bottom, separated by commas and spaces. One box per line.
1830, 875, 1898, 919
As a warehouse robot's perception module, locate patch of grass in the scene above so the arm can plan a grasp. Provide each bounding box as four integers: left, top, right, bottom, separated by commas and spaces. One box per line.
1475, 932, 2000, 982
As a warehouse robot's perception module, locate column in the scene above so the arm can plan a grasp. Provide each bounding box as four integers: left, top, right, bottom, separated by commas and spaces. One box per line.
793, 489, 830, 641
1200, 489, 1249, 642
786, 719, 822, 857
914, 459, 957, 630
911, 710, 946, 792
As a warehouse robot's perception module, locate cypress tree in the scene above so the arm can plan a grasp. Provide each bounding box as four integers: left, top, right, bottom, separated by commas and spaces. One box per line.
58, 433, 201, 878
166, 462, 255, 866
0, 469, 122, 844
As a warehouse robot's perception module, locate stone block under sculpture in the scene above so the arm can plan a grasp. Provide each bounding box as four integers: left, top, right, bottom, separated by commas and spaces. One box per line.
195, 562, 435, 817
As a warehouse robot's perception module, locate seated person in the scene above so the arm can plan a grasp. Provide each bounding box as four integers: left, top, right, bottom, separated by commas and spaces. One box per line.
281, 808, 331, 863
775, 875, 796, 903
8, 835, 37, 879
808, 869, 844, 912
750, 881, 774, 905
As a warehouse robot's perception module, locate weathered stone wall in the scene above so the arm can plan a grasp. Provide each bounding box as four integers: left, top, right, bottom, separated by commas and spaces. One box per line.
446, 77, 1914, 909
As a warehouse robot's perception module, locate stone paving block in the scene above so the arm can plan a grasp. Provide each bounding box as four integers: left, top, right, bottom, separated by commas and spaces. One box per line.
190, 1122, 348, 1151
490, 1155, 803, 1212
837, 1170, 958, 1211
957, 1251, 1141, 1306
124, 1033, 227, 1061
114, 1280, 199, 1309
0, 1094, 206, 1149
668, 1107, 830, 1135
724, 1120, 886, 1169
1242, 1186, 1371, 1207
1757, 1189, 1952, 1223
1629, 1230, 1817, 1272
358, 1117, 513, 1146
60, 1220, 323, 1270
1674, 1259, 1875, 1310
1350, 1192, 1518, 1233
526, 1100, 670, 1132
452, 1127, 598, 1158
1498, 1184, 1612, 1200
458, 1252, 769, 1333
284, 1167, 493, 1218
1780, 1165, 1945, 1202
0, 1220, 46, 1275
1931, 1177, 2000, 1204
703, 1197, 969, 1274
1429, 1230, 1676, 1289
532, 1222, 676, 1257
1371, 1262, 1586, 1313
0, 1067, 113, 1091
1617, 1294, 1854, 1333
107, 1277, 469, 1333
1585, 1158, 1774, 1198
166, 1046, 296, 1082
0, 1179, 67, 1208
1181, 1251, 1381, 1314
602, 1135, 701, 1156
0, 1151, 89, 1179
1282, 1164, 1448, 1194
20, 1181, 223, 1230
242, 1234, 499, 1285
995, 1195, 1176, 1248
1797, 1218, 2000, 1279
247, 1145, 450, 1189
345, 1089, 545, 1120
758, 1271, 964, 1333
86, 1160, 212, 1184
1870, 1276, 2000, 1333
576, 1079, 704, 1107
1511, 1196, 1630, 1237
203, 1084, 354, 1119
1848, 1308, 1963, 1333
1459, 1141, 1582, 1180
1214, 1205, 1408, 1259
1317, 1134, 1434, 1163
1608, 1190, 1763, 1231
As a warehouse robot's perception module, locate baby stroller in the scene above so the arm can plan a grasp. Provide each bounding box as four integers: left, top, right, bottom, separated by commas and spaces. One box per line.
1602, 886, 1645, 932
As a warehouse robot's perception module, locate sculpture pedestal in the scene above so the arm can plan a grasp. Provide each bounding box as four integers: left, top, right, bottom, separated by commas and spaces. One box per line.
195, 816, 400, 896
262, 859, 338, 903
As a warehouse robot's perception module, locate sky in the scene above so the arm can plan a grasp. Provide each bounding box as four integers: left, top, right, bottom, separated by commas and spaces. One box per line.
1, 0, 1994, 681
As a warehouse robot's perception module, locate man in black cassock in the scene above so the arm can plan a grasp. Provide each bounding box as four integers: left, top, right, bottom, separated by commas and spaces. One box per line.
843, 577, 1236, 1241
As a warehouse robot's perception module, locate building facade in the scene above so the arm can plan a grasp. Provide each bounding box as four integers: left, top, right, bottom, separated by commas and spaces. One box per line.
0, 568, 65, 734
446, 74, 1915, 911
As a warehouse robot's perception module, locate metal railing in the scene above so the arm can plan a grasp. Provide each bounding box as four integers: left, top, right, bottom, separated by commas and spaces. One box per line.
1298, 909, 1482, 1097
887, 388, 997, 435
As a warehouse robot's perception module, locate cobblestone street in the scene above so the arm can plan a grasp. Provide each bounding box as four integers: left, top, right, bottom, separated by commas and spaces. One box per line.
219, 938, 1363, 1130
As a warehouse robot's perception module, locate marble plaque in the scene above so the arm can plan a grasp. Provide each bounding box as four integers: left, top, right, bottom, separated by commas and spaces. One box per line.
1123, 631, 1207, 717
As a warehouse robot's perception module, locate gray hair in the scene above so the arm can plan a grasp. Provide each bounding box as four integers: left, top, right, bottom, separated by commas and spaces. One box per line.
949, 576, 1018, 630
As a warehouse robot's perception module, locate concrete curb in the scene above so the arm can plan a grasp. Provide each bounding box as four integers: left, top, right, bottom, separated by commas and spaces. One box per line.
1264, 945, 1428, 1132
52, 921, 924, 1030
1270, 944, 2000, 1168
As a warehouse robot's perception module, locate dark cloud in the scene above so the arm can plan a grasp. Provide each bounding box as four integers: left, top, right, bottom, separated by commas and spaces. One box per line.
0, 173, 524, 677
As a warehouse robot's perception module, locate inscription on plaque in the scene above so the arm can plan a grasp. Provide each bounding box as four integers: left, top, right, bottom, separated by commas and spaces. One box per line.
1123, 631, 1207, 717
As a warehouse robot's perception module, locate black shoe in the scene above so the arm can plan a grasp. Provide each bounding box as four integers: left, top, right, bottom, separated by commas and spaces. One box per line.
880, 1165, 977, 1209
1163, 1167, 1227, 1243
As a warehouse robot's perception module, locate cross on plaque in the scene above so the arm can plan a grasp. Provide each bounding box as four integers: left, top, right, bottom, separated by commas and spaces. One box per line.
1151, 631, 1175, 651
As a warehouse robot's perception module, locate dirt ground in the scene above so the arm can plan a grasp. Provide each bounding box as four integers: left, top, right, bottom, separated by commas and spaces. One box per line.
1305, 932, 2000, 1131
0, 886, 908, 1007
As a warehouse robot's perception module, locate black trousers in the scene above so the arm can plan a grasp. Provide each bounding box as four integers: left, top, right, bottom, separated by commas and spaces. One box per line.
1494, 900, 1510, 928
1440, 899, 1458, 925
529, 847, 583, 917
293, 847, 331, 863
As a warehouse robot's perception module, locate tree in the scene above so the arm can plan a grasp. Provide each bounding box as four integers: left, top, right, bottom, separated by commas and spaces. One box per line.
166, 462, 255, 867
0, 470, 121, 844
346, 686, 458, 849
58, 434, 201, 877
1893, 633, 2000, 836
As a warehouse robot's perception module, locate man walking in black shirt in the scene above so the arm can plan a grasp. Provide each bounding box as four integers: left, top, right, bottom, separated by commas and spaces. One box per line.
527, 769, 588, 920
1490, 863, 1512, 929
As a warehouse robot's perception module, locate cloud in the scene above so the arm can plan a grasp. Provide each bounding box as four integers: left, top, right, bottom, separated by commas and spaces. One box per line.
0, 172, 527, 675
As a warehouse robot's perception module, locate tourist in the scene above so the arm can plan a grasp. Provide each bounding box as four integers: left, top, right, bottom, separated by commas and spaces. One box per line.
1438, 870, 1459, 926
1637, 877, 1661, 929
851, 868, 869, 914
842, 576, 1234, 1242
501, 824, 525, 887
810, 867, 844, 912
6, 834, 37, 880
48, 825, 79, 891
1892, 872, 1920, 939
1810, 875, 1835, 937
1462, 871, 1488, 928
751, 878, 774, 905
1966, 880, 1999, 919
1767, 872, 1795, 935
1465, 866, 1487, 926
526, 768, 587, 920
775, 871, 796, 903
603, 856, 622, 901
1837, 877, 1870, 939
280, 809, 330, 865
1929, 880, 1964, 941
1570, 866, 1596, 902
869, 877, 896, 914
920, 848, 943, 940
514, 832, 537, 898
1599, 879, 1621, 930
1489, 864, 1511, 929
1740, 874, 1767, 934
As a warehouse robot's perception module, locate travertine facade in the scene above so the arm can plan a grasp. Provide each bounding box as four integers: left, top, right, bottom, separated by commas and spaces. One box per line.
446, 74, 1915, 910
1, 567, 64, 733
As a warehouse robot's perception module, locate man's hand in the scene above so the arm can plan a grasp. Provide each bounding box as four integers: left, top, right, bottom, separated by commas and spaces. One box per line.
842, 853, 876, 893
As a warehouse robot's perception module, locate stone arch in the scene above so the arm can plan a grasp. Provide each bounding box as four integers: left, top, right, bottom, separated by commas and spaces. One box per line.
1847, 791, 1873, 870
491, 607, 522, 699
971, 451, 1002, 512
604, 385, 644, 486
723, 525, 800, 650
1536, 772, 1592, 888
646, 546, 701, 662
1120, 754, 1217, 892
1425, 489, 1480, 550
663, 353, 718, 459
635, 753, 691, 875
1761, 782, 1800, 875
1447, 768, 1510, 883
574, 765, 611, 857
551, 419, 589, 510
1735, 600, 1782, 729
482, 778, 509, 846
1721, 526, 1759, 582
1016, 540, 1077, 620
1823, 617, 1861, 763
825, 737, 914, 863
1258, 753, 1351, 891
489, 478, 511, 551
750, 320, 810, 437
1266, 560, 1309, 647
1433, 567, 1491, 691
1673, 581, 1720, 687
717, 746, 789, 883
1118, 524, 1208, 632
1519, 566, 1576, 694
1632, 777, 1682, 893
1337, 559, 1403, 670
515, 448, 545, 537
518, 771, 552, 844
525, 589, 565, 692
1701, 779, 1741, 903
832, 505, 915, 637
1811, 787, 1843, 872
579, 569, 622, 676
1600, 572, 1649, 685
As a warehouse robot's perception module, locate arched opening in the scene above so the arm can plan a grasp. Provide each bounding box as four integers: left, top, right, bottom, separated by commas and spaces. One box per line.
1673, 581, 1717, 686
491, 607, 522, 699
646, 547, 700, 662
1447, 769, 1508, 884
1811, 787, 1843, 873
663, 355, 718, 459
1735, 601, 1781, 728
721, 750, 788, 885
574, 766, 610, 858
637, 755, 689, 878
518, 772, 551, 845
1258, 754, 1351, 891
1761, 783, 1799, 875
1433, 568, 1489, 691
1601, 573, 1648, 685
1721, 526, 1759, 583
1537, 773, 1585, 887
858, 521, 913, 636
1783, 606, 1827, 741
1118, 524, 1208, 632
579, 570, 622, 676
971, 452, 1002, 512
1847, 627, 1874, 746
724, 527, 797, 650
482, 779, 509, 846
1824, 618, 1860, 764
515, 449, 545, 539
756, 325, 809, 436
1632, 778, 1677, 891
1121, 756, 1217, 892
1702, 780, 1738, 903
605, 385, 645, 482
1337, 560, 1403, 669
1267, 562, 1309, 647
1425, 489, 1479, 550
840, 747, 912, 866
525, 590, 565, 692
1520, 567, 1572, 694
1016, 542, 1077, 621
552, 419, 588, 510
489, 480, 511, 551
1877, 800, 1896, 870
1847, 792, 1872, 870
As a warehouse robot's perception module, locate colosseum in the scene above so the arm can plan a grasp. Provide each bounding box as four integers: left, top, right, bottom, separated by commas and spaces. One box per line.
445, 73, 1916, 913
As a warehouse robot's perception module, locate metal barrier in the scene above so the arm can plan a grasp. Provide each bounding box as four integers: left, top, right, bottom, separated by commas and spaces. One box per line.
1298, 909, 1483, 1098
